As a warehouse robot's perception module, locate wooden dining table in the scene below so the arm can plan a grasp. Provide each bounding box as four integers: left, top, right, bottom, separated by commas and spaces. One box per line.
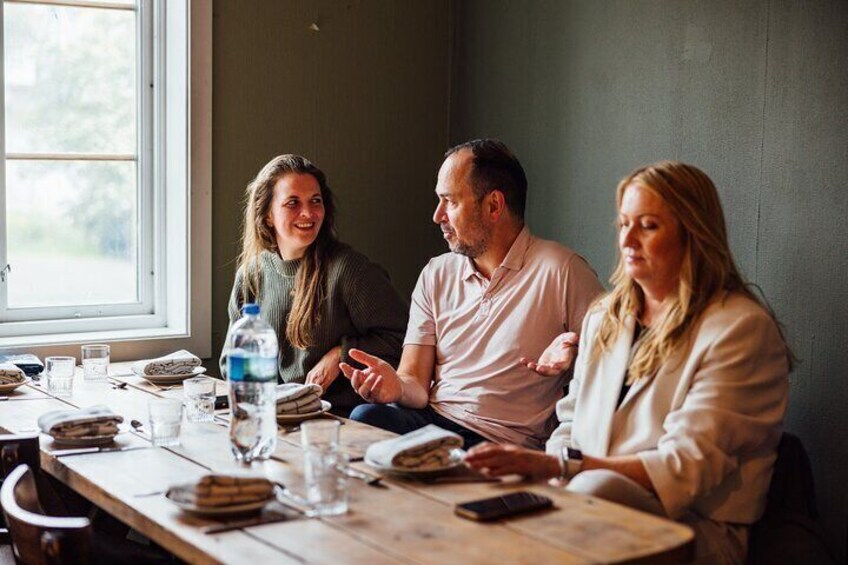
0, 362, 694, 564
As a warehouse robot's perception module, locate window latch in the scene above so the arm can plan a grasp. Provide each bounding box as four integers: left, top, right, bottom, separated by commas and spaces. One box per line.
0, 264, 10, 282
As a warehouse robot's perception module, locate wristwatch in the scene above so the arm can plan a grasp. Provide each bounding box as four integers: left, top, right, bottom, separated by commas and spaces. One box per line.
558, 446, 584, 479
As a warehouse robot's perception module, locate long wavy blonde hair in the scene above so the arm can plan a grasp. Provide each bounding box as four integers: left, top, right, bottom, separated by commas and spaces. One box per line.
237, 154, 339, 349
593, 161, 788, 382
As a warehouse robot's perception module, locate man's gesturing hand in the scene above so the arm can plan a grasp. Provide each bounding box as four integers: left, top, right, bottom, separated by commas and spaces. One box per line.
520, 331, 579, 376
339, 348, 403, 404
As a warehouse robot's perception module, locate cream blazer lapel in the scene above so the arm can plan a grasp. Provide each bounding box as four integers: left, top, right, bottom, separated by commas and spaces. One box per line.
578, 315, 635, 457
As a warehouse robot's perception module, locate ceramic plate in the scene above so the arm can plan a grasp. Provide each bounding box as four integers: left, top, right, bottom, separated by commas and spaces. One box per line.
275, 400, 332, 423
132, 365, 206, 384
0, 377, 31, 394
365, 448, 466, 477
166, 487, 276, 517
50, 434, 118, 447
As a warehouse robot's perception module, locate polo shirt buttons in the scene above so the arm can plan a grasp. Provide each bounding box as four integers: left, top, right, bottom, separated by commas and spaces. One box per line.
479, 296, 491, 317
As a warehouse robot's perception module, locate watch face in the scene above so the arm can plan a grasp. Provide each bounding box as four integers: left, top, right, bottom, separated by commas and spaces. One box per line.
567, 447, 583, 461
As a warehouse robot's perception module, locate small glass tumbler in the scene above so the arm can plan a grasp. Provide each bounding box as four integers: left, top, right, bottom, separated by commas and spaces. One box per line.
81, 344, 110, 381
148, 398, 183, 447
45, 356, 75, 398
183, 376, 215, 423
304, 448, 349, 517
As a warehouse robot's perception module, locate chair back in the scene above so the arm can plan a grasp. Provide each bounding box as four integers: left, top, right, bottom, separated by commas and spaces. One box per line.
1, 465, 93, 565
747, 432, 834, 563
0, 434, 40, 479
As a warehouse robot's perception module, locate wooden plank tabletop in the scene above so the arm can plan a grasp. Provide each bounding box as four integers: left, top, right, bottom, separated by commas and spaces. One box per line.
0, 362, 694, 564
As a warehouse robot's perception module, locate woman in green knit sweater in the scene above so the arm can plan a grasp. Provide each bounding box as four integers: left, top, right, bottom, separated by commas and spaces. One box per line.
222, 154, 409, 417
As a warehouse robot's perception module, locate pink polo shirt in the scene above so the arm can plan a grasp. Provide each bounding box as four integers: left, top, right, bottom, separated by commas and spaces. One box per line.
405, 227, 604, 449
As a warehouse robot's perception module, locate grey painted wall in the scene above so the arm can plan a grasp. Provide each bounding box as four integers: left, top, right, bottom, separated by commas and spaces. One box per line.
451, 0, 847, 560
211, 0, 450, 368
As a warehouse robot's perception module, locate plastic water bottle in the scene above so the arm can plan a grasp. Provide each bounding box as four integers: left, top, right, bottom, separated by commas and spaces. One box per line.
225, 303, 278, 462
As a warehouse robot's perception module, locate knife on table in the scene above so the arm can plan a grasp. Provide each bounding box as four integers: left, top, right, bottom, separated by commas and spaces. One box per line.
52, 445, 153, 458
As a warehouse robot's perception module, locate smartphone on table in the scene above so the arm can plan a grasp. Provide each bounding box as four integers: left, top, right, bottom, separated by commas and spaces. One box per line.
454, 491, 554, 522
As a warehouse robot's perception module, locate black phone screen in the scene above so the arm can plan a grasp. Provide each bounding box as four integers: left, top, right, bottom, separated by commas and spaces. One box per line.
454, 491, 553, 521
214, 394, 229, 410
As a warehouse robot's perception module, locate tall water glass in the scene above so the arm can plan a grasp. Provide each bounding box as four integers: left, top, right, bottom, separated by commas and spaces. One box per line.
184, 376, 215, 423
148, 398, 182, 447
301, 420, 347, 516
81, 344, 110, 381
45, 356, 75, 398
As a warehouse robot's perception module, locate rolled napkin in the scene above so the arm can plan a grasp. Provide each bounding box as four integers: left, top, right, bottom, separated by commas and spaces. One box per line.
366, 424, 463, 470
37, 405, 123, 439
0, 363, 26, 384
275, 383, 323, 415
132, 349, 201, 375
167, 472, 275, 507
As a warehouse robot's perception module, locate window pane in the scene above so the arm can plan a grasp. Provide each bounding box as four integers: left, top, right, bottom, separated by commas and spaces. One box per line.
5, 160, 138, 308
4, 3, 136, 154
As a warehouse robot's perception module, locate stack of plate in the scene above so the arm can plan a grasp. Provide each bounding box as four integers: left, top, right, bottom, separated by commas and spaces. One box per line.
132, 365, 207, 385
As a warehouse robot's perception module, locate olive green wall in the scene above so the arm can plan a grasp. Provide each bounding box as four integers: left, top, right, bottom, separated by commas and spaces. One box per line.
450, 1, 847, 560
211, 0, 450, 367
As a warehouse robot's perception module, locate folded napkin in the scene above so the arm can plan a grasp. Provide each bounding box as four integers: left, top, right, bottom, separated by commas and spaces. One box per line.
132, 350, 201, 376
365, 424, 463, 470
167, 473, 275, 507
0, 363, 26, 384
275, 383, 323, 415
37, 405, 123, 438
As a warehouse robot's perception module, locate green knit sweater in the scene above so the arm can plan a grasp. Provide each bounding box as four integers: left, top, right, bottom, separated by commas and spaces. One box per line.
221, 246, 409, 414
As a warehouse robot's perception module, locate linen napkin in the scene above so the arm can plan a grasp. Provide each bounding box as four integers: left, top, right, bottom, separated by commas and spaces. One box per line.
0, 363, 26, 384
365, 425, 463, 470
132, 350, 201, 375
37, 405, 123, 438
167, 473, 275, 507
275, 383, 323, 415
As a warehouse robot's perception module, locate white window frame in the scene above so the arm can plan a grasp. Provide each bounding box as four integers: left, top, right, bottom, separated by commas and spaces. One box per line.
0, 0, 211, 361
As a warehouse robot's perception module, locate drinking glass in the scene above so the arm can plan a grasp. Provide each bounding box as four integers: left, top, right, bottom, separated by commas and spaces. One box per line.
81, 344, 110, 381
303, 449, 349, 516
148, 398, 182, 447
45, 356, 75, 398
183, 376, 215, 423
301, 420, 347, 516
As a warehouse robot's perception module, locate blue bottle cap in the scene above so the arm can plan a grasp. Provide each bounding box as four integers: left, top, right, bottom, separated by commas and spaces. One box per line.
242, 303, 260, 316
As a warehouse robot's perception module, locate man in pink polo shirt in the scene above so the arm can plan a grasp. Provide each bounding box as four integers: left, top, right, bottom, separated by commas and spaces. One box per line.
340, 139, 603, 449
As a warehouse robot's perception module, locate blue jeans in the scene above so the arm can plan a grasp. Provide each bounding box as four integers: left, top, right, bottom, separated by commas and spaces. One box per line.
349, 403, 487, 448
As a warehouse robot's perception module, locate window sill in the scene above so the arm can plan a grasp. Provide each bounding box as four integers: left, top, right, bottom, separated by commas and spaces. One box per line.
0, 326, 189, 349
0, 324, 210, 364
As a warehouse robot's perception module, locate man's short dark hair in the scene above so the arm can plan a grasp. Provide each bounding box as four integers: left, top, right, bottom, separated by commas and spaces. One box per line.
445, 139, 527, 219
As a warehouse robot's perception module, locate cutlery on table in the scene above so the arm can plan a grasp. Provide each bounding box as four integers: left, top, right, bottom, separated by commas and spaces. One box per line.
53, 445, 153, 458
203, 510, 298, 534
130, 419, 151, 440
344, 467, 383, 487
424, 476, 502, 484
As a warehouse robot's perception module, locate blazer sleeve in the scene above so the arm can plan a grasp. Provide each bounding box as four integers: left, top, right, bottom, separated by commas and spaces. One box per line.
546, 311, 595, 456
637, 308, 789, 519
339, 259, 409, 370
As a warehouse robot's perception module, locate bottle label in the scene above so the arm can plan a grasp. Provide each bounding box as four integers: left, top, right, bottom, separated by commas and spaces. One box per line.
227, 354, 277, 383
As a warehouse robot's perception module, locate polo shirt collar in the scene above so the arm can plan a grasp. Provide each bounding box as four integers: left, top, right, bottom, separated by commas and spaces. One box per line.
461, 225, 531, 280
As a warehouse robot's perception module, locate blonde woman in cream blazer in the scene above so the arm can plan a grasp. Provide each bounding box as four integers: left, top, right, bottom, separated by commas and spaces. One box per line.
466, 161, 790, 564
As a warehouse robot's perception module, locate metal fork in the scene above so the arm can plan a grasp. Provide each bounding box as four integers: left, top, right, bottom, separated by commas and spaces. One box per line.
344, 467, 383, 487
